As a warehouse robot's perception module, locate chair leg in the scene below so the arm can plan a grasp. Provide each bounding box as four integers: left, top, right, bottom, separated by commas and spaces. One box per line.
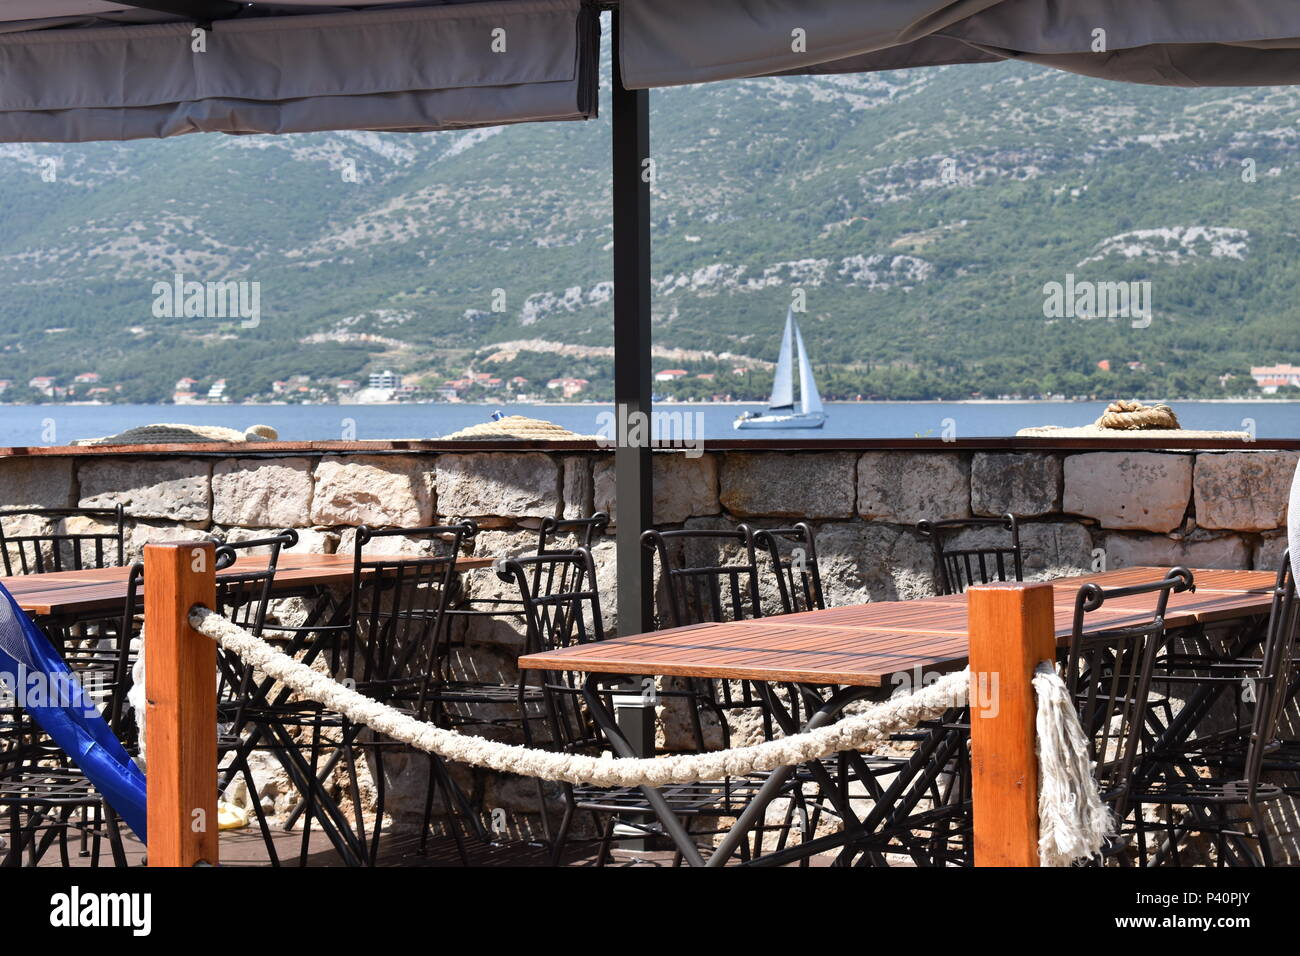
1251, 806, 1274, 867
104, 804, 129, 868
3, 804, 21, 867
239, 759, 280, 867
596, 816, 616, 868
368, 738, 387, 865
57, 806, 73, 867
436, 763, 472, 867
88, 803, 104, 868
419, 758, 438, 855
339, 723, 369, 864
547, 797, 576, 868
299, 720, 323, 867
532, 777, 553, 848
1215, 805, 1227, 867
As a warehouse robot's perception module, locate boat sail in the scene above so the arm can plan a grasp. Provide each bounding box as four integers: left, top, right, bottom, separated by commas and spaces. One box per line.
734, 308, 827, 429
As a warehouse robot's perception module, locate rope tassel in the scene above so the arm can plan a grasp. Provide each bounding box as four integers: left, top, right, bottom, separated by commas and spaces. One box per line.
1032, 661, 1114, 866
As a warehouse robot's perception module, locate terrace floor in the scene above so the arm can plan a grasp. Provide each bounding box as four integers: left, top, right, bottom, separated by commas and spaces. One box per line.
28, 824, 720, 868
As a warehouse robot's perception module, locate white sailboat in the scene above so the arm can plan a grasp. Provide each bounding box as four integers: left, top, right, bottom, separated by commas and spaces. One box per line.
734, 308, 827, 429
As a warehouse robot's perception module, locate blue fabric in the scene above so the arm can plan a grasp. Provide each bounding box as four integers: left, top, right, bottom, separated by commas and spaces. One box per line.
0, 580, 147, 842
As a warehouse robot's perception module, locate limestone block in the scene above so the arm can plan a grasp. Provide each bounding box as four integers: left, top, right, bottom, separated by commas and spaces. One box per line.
310, 455, 433, 527
561, 455, 595, 520
857, 452, 969, 525
594, 453, 720, 524
970, 453, 1061, 517
78, 458, 212, 522
720, 452, 855, 519
813, 521, 937, 605
212, 457, 314, 528
435, 453, 559, 522
0, 457, 75, 509
1063, 452, 1191, 532
1098, 531, 1250, 571
1194, 451, 1298, 532
1253, 533, 1288, 574
214, 525, 339, 555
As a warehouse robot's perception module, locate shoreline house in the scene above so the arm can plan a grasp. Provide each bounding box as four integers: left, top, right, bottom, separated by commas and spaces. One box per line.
1250, 364, 1300, 393
546, 377, 589, 399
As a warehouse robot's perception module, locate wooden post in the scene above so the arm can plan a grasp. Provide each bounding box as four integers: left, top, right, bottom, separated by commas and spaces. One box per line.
145, 541, 218, 867
968, 581, 1055, 867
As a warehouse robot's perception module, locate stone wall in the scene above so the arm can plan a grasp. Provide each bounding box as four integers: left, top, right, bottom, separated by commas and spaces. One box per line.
6, 446, 1287, 607
2, 444, 1295, 846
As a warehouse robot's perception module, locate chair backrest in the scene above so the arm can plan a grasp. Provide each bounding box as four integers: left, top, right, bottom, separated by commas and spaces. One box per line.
1238, 552, 1300, 799
1065, 567, 1194, 814
641, 525, 763, 628
211, 532, 297, 720
347, 521, 477, 696
0, 505, 126, 575
213, 529, 298, 637
107, 561, 145, 737
754, 523, 824, 615
498, 548, 607, 751
536, 512, 609, 554
917, 513, 1023, 595
498, 549, 605, 654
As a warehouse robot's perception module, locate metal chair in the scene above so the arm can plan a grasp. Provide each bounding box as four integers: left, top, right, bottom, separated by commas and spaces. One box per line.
642, 525, 771, 749
503, 549, 782, 866
916, 514, 1022, 595
537, 512, 610, 553
210, 531, 299, 865
342, 522, 480, 863
442, 511, 609, 629
755, 522, 825, 615
1060, 568, 1195, 862
0, 505, 125, 576
1131, 560, 1296, 866
0, 562, 141, 867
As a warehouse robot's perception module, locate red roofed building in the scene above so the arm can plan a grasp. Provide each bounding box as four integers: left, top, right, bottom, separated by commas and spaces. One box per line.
1251, 364, 1300, 393
654, 369, 688, 382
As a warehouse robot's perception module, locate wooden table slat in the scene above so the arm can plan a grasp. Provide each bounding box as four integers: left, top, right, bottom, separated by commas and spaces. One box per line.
2, 554, 495, 618
519, 567, 1278, 687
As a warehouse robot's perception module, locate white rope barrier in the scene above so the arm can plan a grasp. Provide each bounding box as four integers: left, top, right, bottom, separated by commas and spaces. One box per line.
188, 606, 1110, 864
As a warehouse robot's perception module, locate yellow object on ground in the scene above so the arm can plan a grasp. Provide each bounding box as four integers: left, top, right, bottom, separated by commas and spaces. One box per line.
217, 801, 250, 831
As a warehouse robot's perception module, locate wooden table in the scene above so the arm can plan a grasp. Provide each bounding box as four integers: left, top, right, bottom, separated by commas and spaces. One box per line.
3, 552, 496, 619
519, 566, 1277, 688
517, 566, 1277, 867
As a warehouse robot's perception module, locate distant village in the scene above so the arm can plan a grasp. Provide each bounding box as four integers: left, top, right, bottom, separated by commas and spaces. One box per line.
0, 363, 1293, 405
0, 364, 742, 406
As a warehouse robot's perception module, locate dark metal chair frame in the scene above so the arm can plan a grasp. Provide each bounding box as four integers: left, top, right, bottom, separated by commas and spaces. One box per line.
917, 513, 1023, 595
1061, 567, 1195, 860
504, 548, 788, 866
0, 505, 126, 576
342, 522, 481, 863
754, 522, 825, 615
210, 531, 301, 866
641, 525, 773, 749
442, 512, 610, 626
1130, 560, 1297, 866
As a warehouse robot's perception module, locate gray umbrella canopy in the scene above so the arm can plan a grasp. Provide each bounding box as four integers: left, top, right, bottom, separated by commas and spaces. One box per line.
3, 0, 1300, 143
620, 0, 1300, 88
0, 0, 598, 141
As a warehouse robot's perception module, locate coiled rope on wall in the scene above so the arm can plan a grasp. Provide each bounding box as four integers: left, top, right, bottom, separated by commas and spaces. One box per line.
188, 606, 1110, 865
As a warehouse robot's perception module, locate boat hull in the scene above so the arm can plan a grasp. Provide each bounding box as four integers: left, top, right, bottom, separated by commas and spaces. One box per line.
733, 412, 827, 430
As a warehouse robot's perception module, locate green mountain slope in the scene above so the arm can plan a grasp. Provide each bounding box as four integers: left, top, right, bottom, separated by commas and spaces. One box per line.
0, 42, 1297, 403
